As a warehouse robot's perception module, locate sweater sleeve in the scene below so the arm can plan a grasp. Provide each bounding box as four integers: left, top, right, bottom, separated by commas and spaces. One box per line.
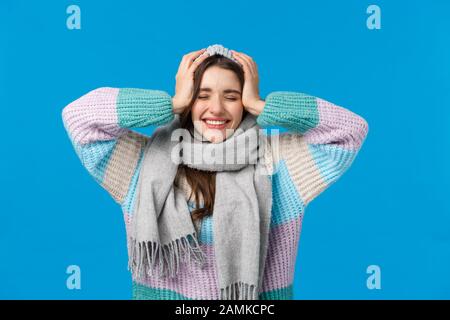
257, 91, 369, 208
61, 87, 174, 208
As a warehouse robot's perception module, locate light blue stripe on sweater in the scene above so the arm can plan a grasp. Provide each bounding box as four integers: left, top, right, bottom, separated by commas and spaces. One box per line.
73, 140, 116, 184
198, 215, 214, 245
270, 160, 305, 227
187, 201, 214, 245
307, 144, 356, 184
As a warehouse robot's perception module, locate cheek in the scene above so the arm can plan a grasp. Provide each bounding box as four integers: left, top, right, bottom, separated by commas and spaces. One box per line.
229, 105, 244, 127
190, 103, 206, 133
190, 103, 203, 121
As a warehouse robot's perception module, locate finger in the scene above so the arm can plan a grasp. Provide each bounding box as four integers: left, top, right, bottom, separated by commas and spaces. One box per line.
181, 49, 206, 69
233, 54, 252, 77
231, 51, 255, 77
179, 49, 206, 72
188, 51, 210, 73
232, 51, 255, 73
234, 51, 257, 75
183, 49, 206, 61
235, 51, 257, 69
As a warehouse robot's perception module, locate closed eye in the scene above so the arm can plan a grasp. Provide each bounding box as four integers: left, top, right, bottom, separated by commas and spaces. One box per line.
198, 96, 238, 101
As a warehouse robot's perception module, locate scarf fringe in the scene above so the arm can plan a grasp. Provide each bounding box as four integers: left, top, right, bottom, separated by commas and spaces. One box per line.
220, 281, 259, 300
128, 233, 207, 280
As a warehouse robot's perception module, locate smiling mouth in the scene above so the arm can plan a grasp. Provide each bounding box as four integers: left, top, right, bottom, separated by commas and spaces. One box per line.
202, 119, 231, 129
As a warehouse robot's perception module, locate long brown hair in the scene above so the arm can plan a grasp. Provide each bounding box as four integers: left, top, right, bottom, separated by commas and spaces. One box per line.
174, 54, 245, 222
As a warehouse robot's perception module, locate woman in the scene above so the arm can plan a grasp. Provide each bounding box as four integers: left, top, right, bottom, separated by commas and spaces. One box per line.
62, 44, 369, 300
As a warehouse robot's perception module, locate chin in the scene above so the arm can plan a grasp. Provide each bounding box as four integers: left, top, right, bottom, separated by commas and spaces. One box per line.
204, 129, 228, 143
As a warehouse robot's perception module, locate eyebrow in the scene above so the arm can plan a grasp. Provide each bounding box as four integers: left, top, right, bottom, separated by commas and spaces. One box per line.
199, 87, 241, 95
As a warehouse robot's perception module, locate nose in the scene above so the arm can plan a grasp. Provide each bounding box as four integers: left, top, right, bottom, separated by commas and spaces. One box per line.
208, 95, 225, 115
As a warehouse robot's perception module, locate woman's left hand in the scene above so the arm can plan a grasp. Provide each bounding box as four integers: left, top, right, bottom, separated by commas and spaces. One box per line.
230, 50, 265, 116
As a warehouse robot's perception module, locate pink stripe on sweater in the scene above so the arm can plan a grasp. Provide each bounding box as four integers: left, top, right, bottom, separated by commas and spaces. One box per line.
123, 212, 219, 299
135, 243, 220, 299
124, 212, 304, 298
304, 98, 368, 151
261, 215, 303, 292
62, 87, 127, 145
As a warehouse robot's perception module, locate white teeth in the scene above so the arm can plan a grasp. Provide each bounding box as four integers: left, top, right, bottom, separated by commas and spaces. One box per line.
205, 120, 226, 125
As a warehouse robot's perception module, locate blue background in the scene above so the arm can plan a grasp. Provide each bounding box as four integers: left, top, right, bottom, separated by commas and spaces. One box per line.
1, 0, 449, 299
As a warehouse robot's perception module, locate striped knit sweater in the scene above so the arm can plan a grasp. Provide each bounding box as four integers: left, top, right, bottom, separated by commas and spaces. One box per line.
61, 87, 368, 300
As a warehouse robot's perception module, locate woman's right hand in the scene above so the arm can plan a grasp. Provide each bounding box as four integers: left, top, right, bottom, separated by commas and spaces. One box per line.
172, 48, 210, 114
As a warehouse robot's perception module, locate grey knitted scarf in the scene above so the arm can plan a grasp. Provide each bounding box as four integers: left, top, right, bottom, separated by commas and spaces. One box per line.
128, 112, 273, 300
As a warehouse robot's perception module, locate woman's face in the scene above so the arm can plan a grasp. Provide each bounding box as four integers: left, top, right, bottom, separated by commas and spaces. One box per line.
191, 66, 243, 143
